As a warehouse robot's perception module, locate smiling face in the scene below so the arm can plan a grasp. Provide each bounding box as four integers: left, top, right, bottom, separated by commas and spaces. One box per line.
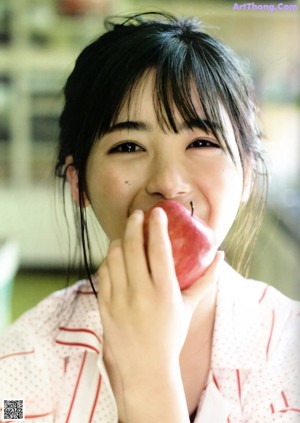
80, 73, 249, 247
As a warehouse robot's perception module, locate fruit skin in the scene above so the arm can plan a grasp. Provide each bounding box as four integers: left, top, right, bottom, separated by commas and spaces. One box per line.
143, 200, 217, 290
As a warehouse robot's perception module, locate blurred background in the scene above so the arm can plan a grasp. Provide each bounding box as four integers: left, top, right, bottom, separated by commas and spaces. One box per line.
0, 0, 299, 330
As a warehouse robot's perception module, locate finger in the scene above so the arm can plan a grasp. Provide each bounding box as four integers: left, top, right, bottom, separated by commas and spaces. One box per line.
98, 258, 112, 304
106, 239, 128, 298
182, 250, 225, 311
147, 207, 178, 293
122, 209, 151, 288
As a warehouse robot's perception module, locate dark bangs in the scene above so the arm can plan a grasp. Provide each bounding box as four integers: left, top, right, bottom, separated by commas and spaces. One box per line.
100, 15, 257, 171
56, 13, 259, 179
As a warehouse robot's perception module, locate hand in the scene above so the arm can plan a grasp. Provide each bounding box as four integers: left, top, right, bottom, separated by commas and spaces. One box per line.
97, 207, 223, 422
98, 208, 183, 372
98, 207, 223, 376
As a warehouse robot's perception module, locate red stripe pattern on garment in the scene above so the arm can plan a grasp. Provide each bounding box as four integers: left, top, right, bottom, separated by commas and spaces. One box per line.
64, 351, 104, 423
0, 349, 35, 361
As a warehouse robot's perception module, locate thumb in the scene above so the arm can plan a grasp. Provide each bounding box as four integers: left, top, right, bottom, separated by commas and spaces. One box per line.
182, 250, 225, 312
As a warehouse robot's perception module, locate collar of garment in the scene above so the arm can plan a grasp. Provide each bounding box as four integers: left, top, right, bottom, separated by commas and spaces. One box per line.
54, 262, 287, 370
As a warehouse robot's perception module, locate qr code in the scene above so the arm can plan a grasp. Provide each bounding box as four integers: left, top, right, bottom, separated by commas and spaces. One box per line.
2, 399, 24, 421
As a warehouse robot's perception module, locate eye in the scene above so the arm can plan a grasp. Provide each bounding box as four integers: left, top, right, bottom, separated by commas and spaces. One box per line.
188, 139, 221, 149
109, 142, 145, 154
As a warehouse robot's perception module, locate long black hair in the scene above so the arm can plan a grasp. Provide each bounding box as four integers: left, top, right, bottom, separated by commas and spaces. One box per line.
55, 12, 268, 292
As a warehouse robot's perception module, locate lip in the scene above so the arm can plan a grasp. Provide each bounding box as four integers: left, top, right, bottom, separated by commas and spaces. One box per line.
131, 199, 195, 216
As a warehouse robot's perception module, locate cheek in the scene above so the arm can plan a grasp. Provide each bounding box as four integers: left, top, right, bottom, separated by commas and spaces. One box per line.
206, 162, 244, 245
91, 174, 127, 214
86, 165, 138, 239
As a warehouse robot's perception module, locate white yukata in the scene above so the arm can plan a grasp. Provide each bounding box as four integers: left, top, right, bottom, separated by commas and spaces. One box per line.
0, 263, 299, 422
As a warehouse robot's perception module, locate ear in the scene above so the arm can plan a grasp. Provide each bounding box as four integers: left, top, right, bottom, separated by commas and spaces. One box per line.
65, 156, 90, 207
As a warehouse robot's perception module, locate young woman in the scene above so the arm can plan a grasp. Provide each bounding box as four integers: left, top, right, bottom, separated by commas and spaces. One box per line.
1, 12, 299, 423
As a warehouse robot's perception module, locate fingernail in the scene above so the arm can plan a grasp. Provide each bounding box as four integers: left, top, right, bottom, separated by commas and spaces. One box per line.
151, 206, 164, 217
130, 209, 144, 219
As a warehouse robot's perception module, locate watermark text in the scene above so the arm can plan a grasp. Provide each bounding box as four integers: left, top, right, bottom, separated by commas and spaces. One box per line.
233, 3, 298, 12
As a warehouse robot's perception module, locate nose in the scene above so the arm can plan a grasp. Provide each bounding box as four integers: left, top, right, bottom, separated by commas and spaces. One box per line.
145, 156, 191, 200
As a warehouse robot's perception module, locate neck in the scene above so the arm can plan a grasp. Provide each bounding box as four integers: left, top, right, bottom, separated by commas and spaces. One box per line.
179, 283, 218, 417
184, 282, 217, 353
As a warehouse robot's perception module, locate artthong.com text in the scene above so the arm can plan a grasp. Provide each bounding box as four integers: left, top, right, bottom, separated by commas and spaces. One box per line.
233, 3, 298, 11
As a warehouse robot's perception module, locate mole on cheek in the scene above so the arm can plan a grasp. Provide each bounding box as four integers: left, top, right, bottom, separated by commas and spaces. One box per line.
124, 180, 131, 186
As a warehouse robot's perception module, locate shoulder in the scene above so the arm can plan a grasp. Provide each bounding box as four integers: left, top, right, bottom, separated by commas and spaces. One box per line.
0, 279, 97, 413
211, 264, 300, 419
215, 263, 300, 366
0, 279, 104, 419
0, 279, 94, 388
221, 262, 300, 317
1, 279, 92, 344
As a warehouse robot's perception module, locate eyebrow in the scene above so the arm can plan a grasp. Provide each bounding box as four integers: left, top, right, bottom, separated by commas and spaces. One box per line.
106, 121, 149, 134
105, 118, 218, 135
180, 118, 218, 134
